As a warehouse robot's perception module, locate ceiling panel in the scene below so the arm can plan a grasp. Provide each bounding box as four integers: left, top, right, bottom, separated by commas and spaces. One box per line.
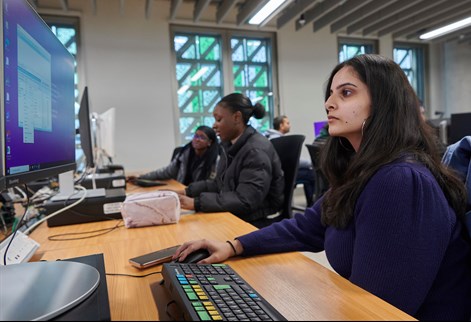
32, 0, 471, 45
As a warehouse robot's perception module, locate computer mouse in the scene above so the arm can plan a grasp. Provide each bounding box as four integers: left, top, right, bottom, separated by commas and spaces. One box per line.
176, 249, 210, 264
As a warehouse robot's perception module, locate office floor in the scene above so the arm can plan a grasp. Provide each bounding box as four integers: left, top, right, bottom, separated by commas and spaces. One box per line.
292, 186, 335, 273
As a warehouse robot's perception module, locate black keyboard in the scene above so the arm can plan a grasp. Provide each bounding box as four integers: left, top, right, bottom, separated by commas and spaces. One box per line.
162, 263, 287, 321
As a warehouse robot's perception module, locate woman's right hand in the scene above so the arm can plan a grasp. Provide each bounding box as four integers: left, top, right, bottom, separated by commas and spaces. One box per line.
173, 239, 242, 264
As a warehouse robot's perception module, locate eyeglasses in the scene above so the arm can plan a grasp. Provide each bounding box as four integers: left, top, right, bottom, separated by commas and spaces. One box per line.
193, 134, 209, 141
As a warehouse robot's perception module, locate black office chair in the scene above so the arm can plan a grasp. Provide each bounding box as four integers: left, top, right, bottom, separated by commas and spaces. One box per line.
305, 143, 329, 202
271, 134, 306, 220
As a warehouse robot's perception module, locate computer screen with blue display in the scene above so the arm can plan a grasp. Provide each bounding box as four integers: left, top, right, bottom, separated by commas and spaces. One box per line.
1, 0, 76, 190
0, 1, 110, 321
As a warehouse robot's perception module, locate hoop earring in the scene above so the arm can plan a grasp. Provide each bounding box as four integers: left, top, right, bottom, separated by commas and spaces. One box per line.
361, 120, 366, 137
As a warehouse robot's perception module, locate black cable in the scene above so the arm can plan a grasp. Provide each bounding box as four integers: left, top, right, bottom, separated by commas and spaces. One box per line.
105, 271, 162, 278
47, 220, 124, 241
3, 184, 30, 266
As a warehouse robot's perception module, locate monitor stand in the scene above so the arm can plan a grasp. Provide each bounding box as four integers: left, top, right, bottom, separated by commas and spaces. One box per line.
51, 170, 106, 202
0, 261, 100, 321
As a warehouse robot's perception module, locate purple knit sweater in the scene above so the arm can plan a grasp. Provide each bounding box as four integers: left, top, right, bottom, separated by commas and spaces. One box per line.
238, 162, 471, 320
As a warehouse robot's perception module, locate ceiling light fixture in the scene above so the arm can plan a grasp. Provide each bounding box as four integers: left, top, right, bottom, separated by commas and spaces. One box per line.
419, 16, 471, 40
298, 13, 306, 26
249, 0, 291, 26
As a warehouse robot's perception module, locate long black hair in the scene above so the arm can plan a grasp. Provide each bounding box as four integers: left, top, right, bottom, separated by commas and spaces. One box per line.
320, 54, 467, 228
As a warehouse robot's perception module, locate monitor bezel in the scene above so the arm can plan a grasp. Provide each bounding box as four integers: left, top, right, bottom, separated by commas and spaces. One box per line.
78, 86, 95, 170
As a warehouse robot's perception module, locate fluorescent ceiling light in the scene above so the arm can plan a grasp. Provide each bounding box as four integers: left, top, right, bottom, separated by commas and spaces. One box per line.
419, 16, 471, 40
249, 0, 288, 25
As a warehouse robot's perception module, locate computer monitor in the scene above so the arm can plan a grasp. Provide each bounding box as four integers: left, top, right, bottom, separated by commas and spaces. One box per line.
314, 120, 328, 137
449, 112, 471, 145
78, 86, 95, 169
1, 0, 76, 190
95, 107, 116, 165
0, 0, 105, 320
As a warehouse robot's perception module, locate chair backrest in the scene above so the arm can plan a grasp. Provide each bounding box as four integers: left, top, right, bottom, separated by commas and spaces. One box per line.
271, 135, 305, 219
305, 143, 329, 202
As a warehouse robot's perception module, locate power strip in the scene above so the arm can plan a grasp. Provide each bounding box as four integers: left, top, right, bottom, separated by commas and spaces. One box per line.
0, 230, 40, 265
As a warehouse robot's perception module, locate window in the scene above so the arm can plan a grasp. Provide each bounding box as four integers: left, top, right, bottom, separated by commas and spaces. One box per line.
393, 43, 425, 102
171, 27, 277, 143
338, 37, 377, 62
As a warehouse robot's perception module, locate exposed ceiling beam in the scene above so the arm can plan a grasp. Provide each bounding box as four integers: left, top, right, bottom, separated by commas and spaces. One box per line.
401, 5, 471, 39
346, 0, 423, 35
363, 0, 447, 36
170, 0, 183, 20
217, 0, 238, 24
194, 0, 212, 22
276, 0, 316, 29
60, 0, 69, 11
313, 0, 372, 32
296, 0, 344, 31
120, 0, 125, 16
377, 0, 466, 37
91, 0, 97, 15
236, 0, 266, 26
330, 0, 392, 33
145, 0, 153, 19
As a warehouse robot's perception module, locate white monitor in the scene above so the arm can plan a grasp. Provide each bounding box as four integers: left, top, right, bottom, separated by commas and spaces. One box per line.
94, 107, 116, 167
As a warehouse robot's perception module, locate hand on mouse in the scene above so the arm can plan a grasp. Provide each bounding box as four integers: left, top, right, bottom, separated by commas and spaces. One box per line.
173, 239, 243, 264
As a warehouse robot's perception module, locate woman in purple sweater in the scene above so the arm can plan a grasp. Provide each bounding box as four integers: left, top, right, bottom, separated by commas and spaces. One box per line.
174, 54, 471, 320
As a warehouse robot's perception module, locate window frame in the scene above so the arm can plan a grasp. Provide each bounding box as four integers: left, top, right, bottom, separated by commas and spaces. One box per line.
393, 42, 427, 103
337, 37, 378, 62
170, 25, 279, 145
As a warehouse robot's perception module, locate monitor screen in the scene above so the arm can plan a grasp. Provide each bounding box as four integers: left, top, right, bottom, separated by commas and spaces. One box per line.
449, 112, 471, 145
313, 121, 328, 137
1, 0, 76, 189
78, 86, 95, 169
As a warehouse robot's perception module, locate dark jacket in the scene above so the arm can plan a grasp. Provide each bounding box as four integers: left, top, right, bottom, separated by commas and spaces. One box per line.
186, 126, 284, 223
140, 146, 218, 184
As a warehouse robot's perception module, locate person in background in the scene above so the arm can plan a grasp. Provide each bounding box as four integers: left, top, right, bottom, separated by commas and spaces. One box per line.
173, 54, 471, 320
264, 115, 290, 139
130, 125, 219, 186
177, 93, 285, 226
266, 115, 317, 207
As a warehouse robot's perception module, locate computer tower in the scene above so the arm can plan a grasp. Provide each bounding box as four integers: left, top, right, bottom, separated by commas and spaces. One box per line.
53, 253, 111, 321
81, 173, 127, 190
44, 188, 126, 227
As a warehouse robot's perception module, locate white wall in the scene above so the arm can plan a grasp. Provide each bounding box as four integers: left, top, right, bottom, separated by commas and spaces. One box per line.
78, 1, 177, 173
52, 0, 471, 172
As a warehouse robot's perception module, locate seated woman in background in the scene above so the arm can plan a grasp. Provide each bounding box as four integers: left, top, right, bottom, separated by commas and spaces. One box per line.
177, 93, 285, 226
133, 125, 219, 185
173, 54, 471, 321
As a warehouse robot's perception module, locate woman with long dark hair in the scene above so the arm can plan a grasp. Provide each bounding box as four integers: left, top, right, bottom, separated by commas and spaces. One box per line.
173, 55, 471, 320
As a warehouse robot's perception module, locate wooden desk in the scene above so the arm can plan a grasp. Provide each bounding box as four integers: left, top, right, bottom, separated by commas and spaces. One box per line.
28, 180, 415, 321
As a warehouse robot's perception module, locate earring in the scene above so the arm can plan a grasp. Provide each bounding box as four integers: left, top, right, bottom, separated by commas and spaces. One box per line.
361, 119, 366, 137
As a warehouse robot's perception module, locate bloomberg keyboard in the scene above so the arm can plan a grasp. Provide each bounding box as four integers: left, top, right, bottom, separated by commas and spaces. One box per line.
162, 262, 287, 321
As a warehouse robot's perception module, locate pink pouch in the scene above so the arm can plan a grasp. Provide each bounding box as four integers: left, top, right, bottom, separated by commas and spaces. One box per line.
121, 191, 181, 228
